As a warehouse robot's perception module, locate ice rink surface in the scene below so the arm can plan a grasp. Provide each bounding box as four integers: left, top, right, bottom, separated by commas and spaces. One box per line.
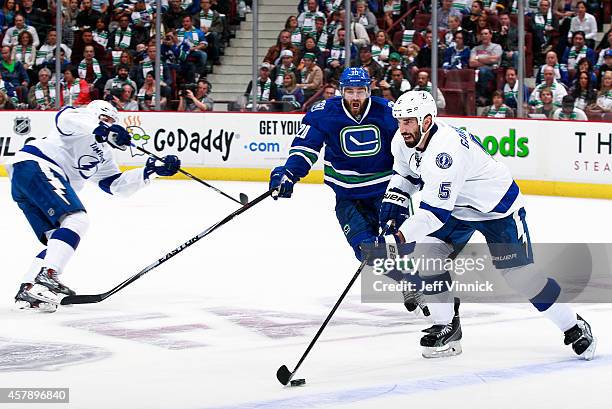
1, 178, 611, 409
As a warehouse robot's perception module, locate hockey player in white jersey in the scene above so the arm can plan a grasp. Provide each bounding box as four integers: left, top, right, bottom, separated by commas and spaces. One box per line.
9, 100, 181, 311
364, 91, 596, 360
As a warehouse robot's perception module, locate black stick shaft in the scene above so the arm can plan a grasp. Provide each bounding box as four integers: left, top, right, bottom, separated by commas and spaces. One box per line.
135, 145, 246, 205
61, 190, 272, 305
288, 260, 368, 378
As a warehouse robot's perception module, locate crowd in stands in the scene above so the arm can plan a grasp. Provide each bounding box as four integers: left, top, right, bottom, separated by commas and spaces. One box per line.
0, 0, 228, 111
246, 0, 611, 119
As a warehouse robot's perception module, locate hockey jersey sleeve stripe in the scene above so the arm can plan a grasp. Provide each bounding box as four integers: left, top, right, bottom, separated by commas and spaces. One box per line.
403, 173, 424, 190
98, 173, 122, 195
491, 181, 520, 213
324, 165, 393, 184
288, 148, 318, 166
54, 106, 76, 136
419, 201, 451, 224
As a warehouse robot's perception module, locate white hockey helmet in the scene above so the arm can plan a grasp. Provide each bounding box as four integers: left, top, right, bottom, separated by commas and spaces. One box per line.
392, 90, 437, 134
87, 100, 119, 123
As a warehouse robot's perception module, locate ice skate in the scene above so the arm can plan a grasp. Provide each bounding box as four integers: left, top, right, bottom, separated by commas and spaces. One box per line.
564, 314, 596, 361
402, 284, 430, 316
420, 312, 462, 358
14, 283, 57, 312
26, 268, 75, 305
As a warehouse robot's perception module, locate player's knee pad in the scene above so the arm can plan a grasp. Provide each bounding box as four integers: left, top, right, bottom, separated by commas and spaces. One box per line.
500, 264, 548, 300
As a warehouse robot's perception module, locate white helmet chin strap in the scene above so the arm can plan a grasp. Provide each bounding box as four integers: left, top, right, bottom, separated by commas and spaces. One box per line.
419, 115, 433, 136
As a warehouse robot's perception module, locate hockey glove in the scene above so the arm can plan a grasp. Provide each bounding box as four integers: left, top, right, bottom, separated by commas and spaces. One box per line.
144, 155, 181, 179
379, 187, 411, 234
269, 166, 298, 199
359, 233, 414, 265
93, 123, 131, 150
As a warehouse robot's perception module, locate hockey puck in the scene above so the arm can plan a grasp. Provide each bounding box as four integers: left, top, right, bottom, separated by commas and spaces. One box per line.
290, 378, 306, 387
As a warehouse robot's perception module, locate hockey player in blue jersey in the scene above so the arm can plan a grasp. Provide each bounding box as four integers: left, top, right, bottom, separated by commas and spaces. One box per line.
365, 90, 596, 360
9, 100, 181, 312
268, 67, 399, 263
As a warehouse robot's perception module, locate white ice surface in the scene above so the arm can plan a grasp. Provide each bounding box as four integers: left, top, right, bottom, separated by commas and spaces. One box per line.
1, 178, 611, 409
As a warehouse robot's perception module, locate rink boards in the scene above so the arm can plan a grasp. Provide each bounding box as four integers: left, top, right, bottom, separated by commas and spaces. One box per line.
0, 111, 611, 199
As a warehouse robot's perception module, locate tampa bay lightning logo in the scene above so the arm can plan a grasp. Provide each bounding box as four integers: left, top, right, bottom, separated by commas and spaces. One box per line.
435, 152, 453, 169
74, 155, 100, 179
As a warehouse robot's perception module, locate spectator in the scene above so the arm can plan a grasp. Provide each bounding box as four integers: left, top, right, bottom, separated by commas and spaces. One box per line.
178, 79, 213, 111
43, 47, 72, 73
322, 83, 338, 99
443, 31, 470, 70
264, 30, 300, 67
531, 87, 557, 117
61, 65, 91, 107
569, 71, 597, 110
385, 66, 411, 99
413, 70, 446, 109
568, 1, 597, 49
530, 65, 568, 107
561, 31, 596, 79
482, 90, 515, 117
359, 45, 383, 81
438, 0, 462, 30
552, 94, 587, 119
334, 9, 369, 48
116, 50, 139, 80
326, 9, 342, 37
104, 63, 138, 97
446, 15, 474, 48
0, 69, 18, 103
137, 44, 172, 91
495, 11, 518, 69
131, 1, 155, 44
63, 0, 79, 28
113, 84, 139, 111
298, 52, 322, 100
573, 56, 597, 85
415, 29, 443, 71
587, 71, 612, 113
371, 31, 395, 68
163, 0, 189, 30
301, 36, 325, 67
11, 31, 36, 79
36, 29, 72, 68
78, 44, 105, 96
272, 49, 297, 86
298, 0, 325, 37
19, 0, 49, 41
285, 16, 302, 48
71, 29, 108, 66
91, 0, 109, 14
194, 0, 223, 65
596, 49, 612, 89
325, 28, 355, 82
0, 45, 29, 102
536, 51, 570, 86
0, 89, 15, 109
277, 72, 304, 111
245, 62, 278, 111
469, 27, 502, 105
530, 0, 558, 64
475, 10, 492, 40
76, 0, 102, 30
502, 66, 529, 110
28, 67, 56, 109
312, 15, 329, 52
109, 15, 139, 65
354, 1, 377, 35
137, 71, 169, 111
2, 0, 17, 31
3, 14, 40, 48
177, 15, 208, 81
461, 0, 484, 36
596, 31, 612, 68
296, 0, 324, 13
402, 44, 420, 72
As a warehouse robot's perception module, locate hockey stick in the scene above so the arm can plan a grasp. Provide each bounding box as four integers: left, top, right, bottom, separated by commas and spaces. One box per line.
134, 145, 249, 205
276, 259, 368, 385
60, 190, 273, 305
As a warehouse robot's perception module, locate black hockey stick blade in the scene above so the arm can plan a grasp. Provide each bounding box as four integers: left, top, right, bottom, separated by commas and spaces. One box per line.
239, 193, 249, 205
276, 365, 293, 386
61, 293, 105, 305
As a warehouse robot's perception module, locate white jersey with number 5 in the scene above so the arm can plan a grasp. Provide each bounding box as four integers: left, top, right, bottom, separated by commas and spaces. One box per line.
390, 119, 524, 243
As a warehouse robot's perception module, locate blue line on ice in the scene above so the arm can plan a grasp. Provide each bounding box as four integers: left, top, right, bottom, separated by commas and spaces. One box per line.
203, 355, 612, 409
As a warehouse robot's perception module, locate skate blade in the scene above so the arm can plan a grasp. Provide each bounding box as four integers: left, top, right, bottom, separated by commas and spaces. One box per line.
580, 337, 597, 361
422, 341, 462, 359
26, 284, 65, 306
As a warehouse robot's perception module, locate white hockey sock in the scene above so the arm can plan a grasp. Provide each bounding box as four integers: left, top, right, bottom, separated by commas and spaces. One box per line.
426, 297, 455, 325
22, 250, 47, 283
43, 212, 89, 274
542, 303, 578, 332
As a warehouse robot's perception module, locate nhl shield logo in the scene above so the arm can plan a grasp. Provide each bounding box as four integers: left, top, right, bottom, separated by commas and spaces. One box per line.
14, 117, 31, 136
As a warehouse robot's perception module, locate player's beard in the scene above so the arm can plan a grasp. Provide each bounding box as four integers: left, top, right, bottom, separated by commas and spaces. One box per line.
344, 98, 367, 118
402, 129, 421, 148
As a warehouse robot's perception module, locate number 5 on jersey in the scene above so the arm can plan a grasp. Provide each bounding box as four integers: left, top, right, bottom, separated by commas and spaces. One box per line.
439, 182, 451, 200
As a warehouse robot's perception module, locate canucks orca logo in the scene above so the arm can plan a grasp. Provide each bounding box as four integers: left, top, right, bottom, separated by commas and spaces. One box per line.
74, 155, 100, 179
436, 152, 453, 169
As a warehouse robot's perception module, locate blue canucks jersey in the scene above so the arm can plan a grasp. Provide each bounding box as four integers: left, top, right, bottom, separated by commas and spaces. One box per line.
285, 96, 397, 199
